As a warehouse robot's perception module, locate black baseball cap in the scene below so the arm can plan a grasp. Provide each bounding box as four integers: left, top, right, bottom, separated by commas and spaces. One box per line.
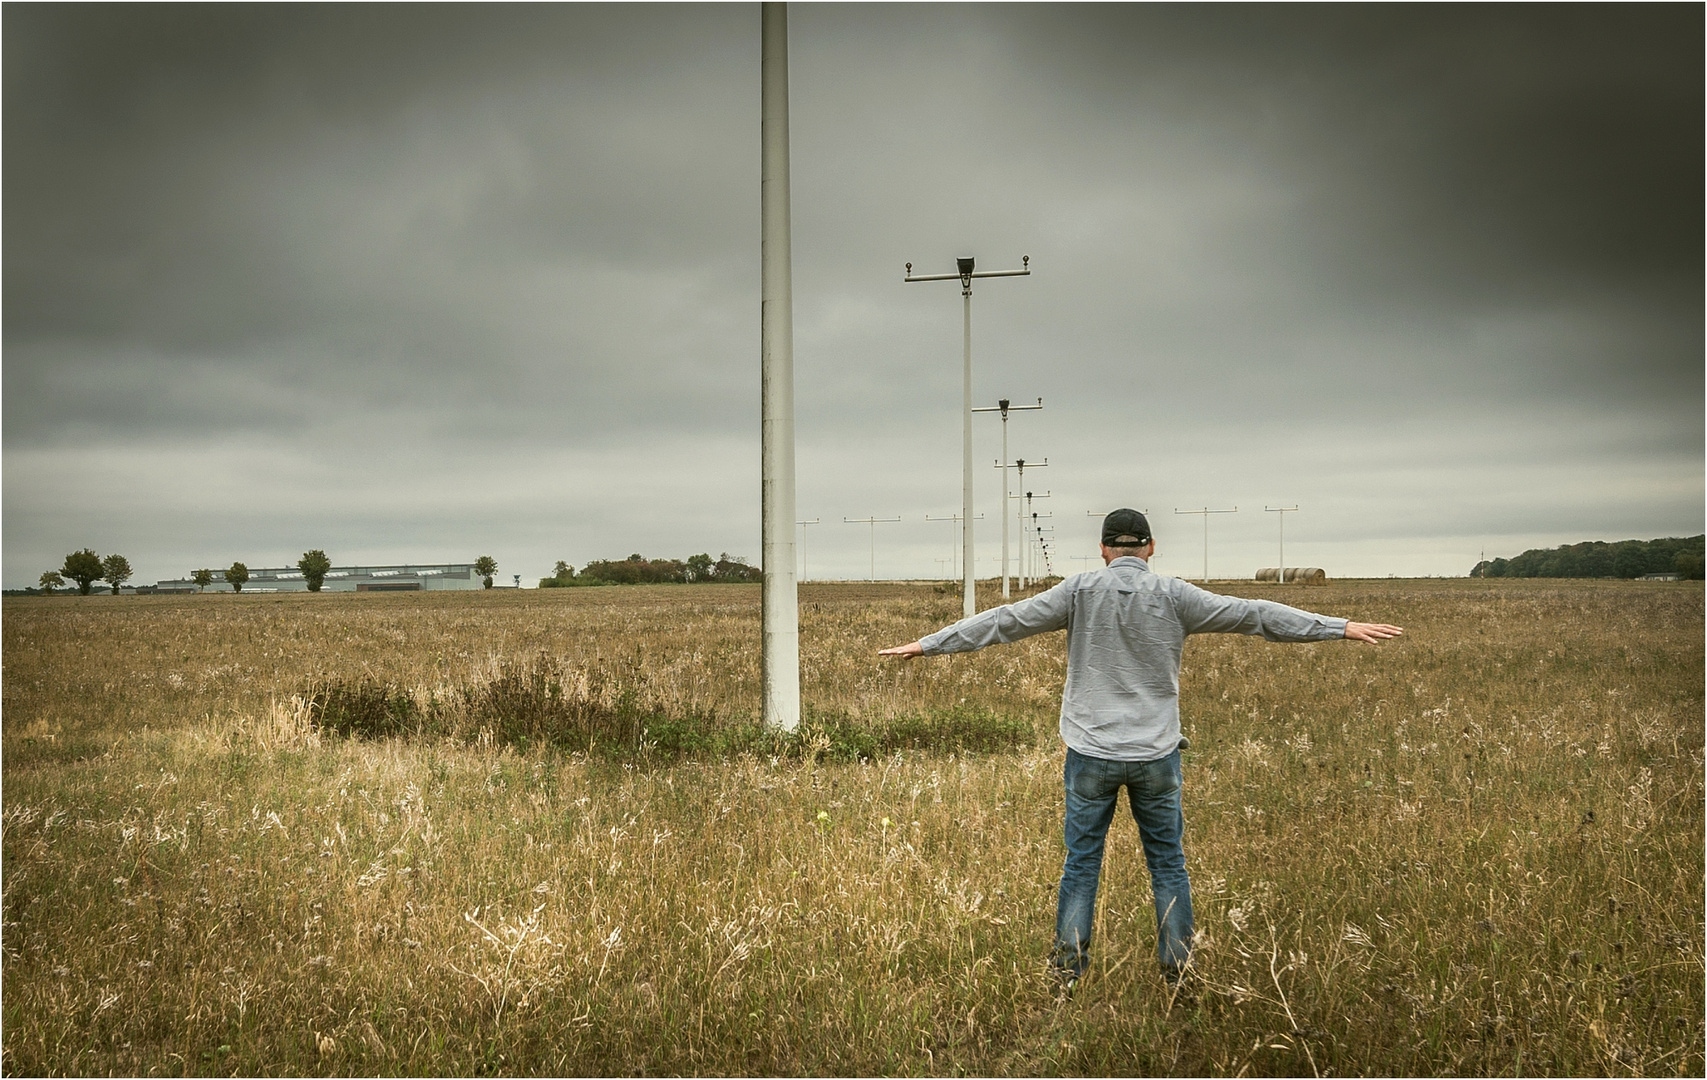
1101, 508, 1152, 546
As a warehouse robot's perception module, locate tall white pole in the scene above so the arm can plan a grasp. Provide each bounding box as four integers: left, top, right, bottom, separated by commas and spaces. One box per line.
843, 516, 900, 582
761, 2, 798, 732
961, 282, 974, 617
1175, 506, 1238, 582
1000, 409, 1010, 598
1016, 462, 1027, 587
1265, 505, 1298, 583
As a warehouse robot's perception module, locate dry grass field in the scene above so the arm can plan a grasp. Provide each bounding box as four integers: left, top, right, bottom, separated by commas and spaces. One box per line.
3, 578, 1701, 1076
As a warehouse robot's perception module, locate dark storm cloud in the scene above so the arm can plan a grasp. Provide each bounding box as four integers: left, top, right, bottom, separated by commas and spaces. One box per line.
4, 4, 1700, 586
5, 5, 760, 447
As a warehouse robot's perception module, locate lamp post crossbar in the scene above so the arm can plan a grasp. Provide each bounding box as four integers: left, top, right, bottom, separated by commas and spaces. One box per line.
975, 397, 1042, 600
1174, 506, 1238, 582
905, 254, 1031, 618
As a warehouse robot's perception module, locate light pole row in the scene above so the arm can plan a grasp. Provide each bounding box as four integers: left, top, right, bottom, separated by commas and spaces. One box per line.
974, 397, 1042, 599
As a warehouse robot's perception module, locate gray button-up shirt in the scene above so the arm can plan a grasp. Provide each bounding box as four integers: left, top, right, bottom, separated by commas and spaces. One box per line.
920, 556, 1347, 761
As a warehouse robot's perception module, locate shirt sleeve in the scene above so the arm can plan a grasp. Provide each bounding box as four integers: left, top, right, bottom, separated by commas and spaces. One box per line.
1171, 581, 1347, 642
919, 579, 1074, 655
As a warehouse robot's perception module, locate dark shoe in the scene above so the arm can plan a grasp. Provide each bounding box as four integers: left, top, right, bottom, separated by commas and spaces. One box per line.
1052, 967, 1081, 1000
1162, 966, 1196, 1004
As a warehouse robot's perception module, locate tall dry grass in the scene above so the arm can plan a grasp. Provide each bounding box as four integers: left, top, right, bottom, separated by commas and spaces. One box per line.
3, 579, 1701, 1075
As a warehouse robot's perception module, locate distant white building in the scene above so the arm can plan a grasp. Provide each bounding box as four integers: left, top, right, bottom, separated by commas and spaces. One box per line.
150, 563, 484, 594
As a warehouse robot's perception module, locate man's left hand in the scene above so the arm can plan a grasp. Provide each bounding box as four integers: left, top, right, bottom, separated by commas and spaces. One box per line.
879, 641, 925, 658
1344, 622, 1404, 643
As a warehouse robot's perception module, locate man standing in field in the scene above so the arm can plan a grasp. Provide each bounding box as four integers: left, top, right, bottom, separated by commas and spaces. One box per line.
880, 508, 1402, 988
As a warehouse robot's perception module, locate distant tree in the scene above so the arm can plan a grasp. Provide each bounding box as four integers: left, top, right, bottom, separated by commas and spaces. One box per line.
298, 549, 332, 592
100, 554, 133, 594
192, 569, 214, 592
713, 553, 763, 583
38, 570, 64, 595
1675, 550, 1703, 580
474, 555, 498, 589
225, 562, 249, 593
61, 549, 103, 595
686, 553, 714, 582
1474, 536, 1705, 578
538, 560, 577, 588
579, 555, 688, 584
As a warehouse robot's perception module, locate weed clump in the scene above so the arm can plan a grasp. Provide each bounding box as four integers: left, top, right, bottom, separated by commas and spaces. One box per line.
304, 653, 1035, 762
310, 680, 421, 739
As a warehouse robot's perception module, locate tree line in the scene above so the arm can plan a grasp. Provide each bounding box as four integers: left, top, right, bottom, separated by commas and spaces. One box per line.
1471, 535, 1704, 579
539, 553, 764, 588
33, 550, 504, 594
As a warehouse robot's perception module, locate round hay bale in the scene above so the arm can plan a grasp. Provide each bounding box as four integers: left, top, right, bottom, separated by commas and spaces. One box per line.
1255, 567, 1328, 584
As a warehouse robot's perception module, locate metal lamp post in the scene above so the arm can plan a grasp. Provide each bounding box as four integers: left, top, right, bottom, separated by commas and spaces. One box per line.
796, 517, 820, 581
905, 255, 1031, 617
843, 515, 901, 581
1265, 505, 1298, 583
974, 397, 1042, 599
1174, 506, 1238, 582
925, 512, 981, 581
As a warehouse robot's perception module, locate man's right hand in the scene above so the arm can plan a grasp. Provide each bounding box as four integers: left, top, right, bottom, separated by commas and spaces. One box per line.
1344, 622, 1403, 643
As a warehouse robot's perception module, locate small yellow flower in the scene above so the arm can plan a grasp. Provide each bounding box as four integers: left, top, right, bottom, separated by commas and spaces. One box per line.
881, 817, 892, 829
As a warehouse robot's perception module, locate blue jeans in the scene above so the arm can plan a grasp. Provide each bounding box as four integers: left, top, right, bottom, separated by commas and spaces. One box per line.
1054, 746, 1194, 979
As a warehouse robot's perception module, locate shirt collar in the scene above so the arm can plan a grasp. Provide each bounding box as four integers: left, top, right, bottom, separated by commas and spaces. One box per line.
1108, 556, 1150, 569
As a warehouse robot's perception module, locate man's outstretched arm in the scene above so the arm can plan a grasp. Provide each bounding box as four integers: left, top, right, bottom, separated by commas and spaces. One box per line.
879, 580, 1073, 659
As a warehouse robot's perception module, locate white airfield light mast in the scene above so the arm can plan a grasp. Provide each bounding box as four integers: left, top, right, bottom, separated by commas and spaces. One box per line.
1266, 505, 1299, 583
974, 397, 1043, 600
796, 517, 820, 582
760, 2, 799, 732
843, 515, 902, 582
1175, 506, 1238, 582
905, 255, 1032, 618
924, 512, 982, 581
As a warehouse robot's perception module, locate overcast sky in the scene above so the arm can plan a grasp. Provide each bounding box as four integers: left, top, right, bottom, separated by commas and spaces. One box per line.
5, 4, 1701, 588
